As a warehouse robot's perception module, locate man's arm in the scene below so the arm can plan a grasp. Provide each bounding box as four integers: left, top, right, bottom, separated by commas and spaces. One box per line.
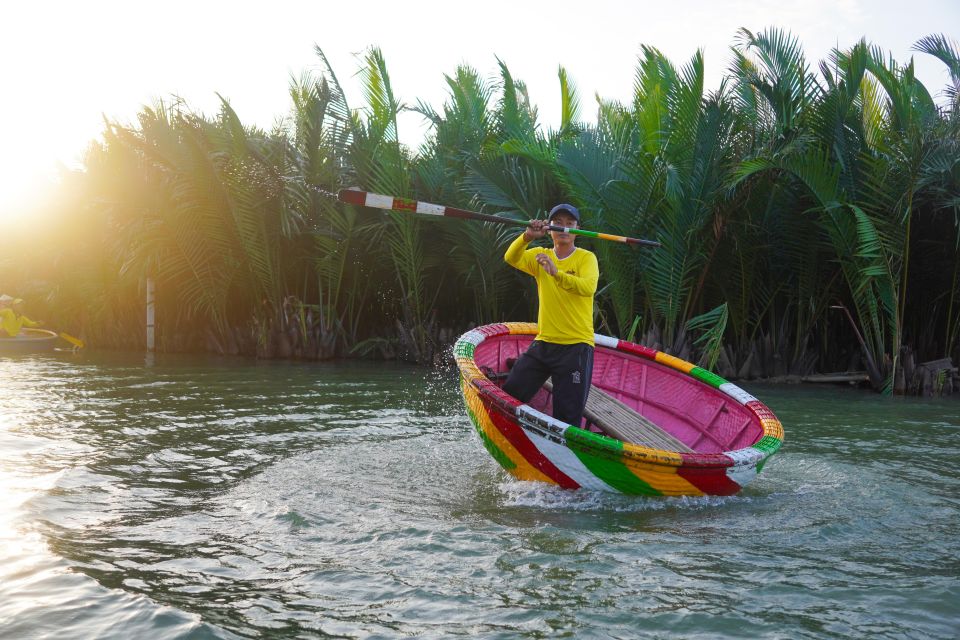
0, 309, 16, 336
505, 221, 548, 277
554, 252, 599, 297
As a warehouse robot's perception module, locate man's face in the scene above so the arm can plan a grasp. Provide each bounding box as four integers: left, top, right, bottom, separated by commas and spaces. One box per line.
550, 212, 578, 229
549, 212, 578, 245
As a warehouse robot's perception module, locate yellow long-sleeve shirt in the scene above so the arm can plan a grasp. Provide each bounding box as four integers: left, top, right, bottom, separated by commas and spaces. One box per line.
0, 308, 41, 338
504, 233, 599, 346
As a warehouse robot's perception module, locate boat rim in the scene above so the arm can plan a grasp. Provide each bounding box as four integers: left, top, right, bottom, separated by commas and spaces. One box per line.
0, 328, 59, 342
454, 322, 784, 469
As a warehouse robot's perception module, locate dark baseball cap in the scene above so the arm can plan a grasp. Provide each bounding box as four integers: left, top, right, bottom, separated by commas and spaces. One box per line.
548, 203, 580, 223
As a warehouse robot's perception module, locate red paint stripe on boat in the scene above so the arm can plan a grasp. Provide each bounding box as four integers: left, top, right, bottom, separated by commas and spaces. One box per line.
488, 408, 580, 489
676, 466, 742, 496
745, 400, 777, 422
676, 452, 739, 496
679, 452, 734, 467
617, 341, 658, 359
473, 379, 522, 408
478, 323, 511, 338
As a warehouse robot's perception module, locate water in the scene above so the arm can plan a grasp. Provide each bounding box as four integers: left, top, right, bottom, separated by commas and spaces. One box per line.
1, 352, 957, 639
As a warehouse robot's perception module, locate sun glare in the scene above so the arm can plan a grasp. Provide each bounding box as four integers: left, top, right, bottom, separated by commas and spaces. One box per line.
0, 156, 59, 227
0, 360, 61, 584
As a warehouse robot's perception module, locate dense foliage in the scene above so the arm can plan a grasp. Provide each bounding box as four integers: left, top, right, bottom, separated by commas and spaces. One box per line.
3, 29, 959, 394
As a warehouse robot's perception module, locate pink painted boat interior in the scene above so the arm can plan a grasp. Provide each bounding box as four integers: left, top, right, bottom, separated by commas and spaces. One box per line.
473, 334, 763, 454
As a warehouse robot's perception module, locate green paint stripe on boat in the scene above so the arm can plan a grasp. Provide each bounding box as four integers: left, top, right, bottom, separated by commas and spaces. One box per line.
453, 341, 475, 358
690, 367, 727, 388
566, 430, 663, 496
465, 405, 516, 471
752, 436, 782, 455
565, 428, 623, 453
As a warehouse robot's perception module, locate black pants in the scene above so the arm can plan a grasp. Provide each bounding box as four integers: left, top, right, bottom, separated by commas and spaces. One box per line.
502, 341, 594, 427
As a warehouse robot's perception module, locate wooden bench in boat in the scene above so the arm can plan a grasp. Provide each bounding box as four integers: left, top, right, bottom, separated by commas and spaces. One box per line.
544, 380, 694, 452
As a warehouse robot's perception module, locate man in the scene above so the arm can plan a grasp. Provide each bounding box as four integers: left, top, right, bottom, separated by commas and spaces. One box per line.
502, 204, 599, 427
0, 295, 42, 338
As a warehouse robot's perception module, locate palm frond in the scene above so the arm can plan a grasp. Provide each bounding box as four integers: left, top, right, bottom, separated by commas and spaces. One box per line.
686, 302, 729, 369
558, 66, 581, 134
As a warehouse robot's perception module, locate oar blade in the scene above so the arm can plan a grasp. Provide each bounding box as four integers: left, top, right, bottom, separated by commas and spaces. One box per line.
59, 332, 85, 349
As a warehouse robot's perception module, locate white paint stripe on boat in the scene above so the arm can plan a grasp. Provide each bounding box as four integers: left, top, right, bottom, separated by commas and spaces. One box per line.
459, 330, 486, 346
594, 334, 619, 349
518, 405, 569, 431
364, 193, 394, 209
523, 428, 618, 492
725, 447, 764, 466
726, 464, 758, 488
719, 383, 757, 405
415, 201, 445, 215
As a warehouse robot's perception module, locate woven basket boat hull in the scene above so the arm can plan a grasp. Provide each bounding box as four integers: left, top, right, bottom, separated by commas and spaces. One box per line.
0, 328, 58, 354
454, 323, 784, 497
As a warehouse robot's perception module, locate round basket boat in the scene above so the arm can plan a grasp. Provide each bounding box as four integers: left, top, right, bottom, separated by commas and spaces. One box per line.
453, 323, 784, 497
0, 328, 59, 355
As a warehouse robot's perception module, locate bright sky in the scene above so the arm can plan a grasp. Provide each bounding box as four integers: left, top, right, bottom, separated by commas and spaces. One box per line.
2, 0, 957, 220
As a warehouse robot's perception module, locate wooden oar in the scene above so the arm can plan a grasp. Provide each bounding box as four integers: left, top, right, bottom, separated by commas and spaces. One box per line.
337, 189, 661, 248
59, 332, 85, 349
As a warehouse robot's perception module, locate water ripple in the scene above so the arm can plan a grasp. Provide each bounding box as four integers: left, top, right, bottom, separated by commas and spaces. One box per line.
1, 355, 958, 638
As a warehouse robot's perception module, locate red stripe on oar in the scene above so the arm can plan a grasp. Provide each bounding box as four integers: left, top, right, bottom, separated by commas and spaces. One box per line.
337, 189, 366, 206
440, 206, 475, 221
488, 408, 579, 489
393, 198, 417, 212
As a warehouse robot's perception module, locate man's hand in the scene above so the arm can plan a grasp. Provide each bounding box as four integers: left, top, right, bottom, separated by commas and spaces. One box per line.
523, 219, 549, 242
535, 252, 559, 276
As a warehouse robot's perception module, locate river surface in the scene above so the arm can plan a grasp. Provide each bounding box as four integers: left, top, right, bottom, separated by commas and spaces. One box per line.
0, 351, 957, 639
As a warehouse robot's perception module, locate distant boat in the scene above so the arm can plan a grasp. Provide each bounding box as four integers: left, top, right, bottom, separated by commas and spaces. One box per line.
454, 322, 784, 497
0, 328, 59, 354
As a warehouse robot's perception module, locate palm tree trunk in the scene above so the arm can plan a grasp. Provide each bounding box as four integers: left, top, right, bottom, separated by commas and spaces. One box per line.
893, 194, 915, 393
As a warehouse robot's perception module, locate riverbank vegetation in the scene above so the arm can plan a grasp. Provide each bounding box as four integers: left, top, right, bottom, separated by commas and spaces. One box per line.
2, 28, 958, 394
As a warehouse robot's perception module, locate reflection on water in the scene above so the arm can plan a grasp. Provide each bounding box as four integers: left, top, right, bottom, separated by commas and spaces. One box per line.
1, 352, 958, 639
0, 434, 61, 622
0, 356, 215, 638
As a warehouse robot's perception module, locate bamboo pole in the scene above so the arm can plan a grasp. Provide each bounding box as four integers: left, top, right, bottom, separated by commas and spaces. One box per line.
146, 278, 155, 352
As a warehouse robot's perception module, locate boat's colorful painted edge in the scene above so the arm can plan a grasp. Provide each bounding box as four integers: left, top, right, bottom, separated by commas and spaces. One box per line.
453, 322, 784, 496
0, 328, 59, 354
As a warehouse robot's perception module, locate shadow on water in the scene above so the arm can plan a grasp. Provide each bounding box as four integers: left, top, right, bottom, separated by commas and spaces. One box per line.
1, 352, 958, 638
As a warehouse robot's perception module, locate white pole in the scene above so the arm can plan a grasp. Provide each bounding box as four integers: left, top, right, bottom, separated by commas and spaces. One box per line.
146, 278, 155, 352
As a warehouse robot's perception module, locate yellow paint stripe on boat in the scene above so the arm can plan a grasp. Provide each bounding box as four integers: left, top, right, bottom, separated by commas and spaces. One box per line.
654, 352, 696, 373
462, 382, 555, 485
618, 442, 703, 495
620, 442, 684, 466
507, 322, 538, 335
457, 358, 484, 381
761, 418, 784, 440
627, 465, 705, 496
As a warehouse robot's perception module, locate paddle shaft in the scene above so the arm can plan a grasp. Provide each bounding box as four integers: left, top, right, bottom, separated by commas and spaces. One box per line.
337, 189, 661, 248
